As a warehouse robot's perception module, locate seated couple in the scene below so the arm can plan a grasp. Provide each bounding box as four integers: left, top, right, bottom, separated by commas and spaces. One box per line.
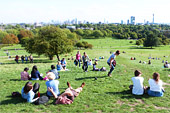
57, 61, 69, 71
129, 70, 164, 97
46, 72, 85, 104
20, 65, 43, 81
21, 65, 60, 81
93, 61, 106, 71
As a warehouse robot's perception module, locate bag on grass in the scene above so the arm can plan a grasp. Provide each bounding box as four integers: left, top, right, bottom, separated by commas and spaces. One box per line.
34, 96, 49, 105
12, 92, 21, 97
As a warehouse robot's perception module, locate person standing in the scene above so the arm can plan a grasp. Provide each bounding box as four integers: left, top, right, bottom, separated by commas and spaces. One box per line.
15, 55, 19, 63
21, 55, 25, 63
29, 54, 33, 63
25, 55, 28, 63
107, 50, 120, 77
82, 52, 89, 72
76, 51, 81, 67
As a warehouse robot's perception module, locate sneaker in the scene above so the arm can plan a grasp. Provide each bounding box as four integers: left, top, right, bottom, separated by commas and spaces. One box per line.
81, 82, 85, 88
67, 82, 71, 88
108, 73, 112, 77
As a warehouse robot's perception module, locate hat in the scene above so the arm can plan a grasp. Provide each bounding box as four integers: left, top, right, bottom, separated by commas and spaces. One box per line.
47, 72, 55, 80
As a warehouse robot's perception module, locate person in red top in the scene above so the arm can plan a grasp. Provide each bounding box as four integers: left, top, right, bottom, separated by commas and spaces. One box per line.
15, 55, 19, 63
75, 51, 81, 67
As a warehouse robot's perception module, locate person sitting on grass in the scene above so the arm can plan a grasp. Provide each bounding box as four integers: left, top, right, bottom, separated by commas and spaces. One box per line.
49, 65, 60, 79
148, 60, 151, 64
147, 72, 164, 97
61, 58, 67, 69
46, 72, 60, 98
93, 61, 100, 71
21, 82, 40, 103
21, 67, 31, 81
129, 70, 145, 95
93, 61, 106, 71
48, 82, 85, 104
164, 61, 170, 68
57, 61, 64, 71
31, 65, 43, 80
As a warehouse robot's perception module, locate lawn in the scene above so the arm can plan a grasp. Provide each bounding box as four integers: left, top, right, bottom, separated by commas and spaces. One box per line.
0, 38, 170, 113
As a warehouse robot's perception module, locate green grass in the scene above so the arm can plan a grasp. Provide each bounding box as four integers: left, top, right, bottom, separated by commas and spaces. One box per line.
0, 38, 170, 113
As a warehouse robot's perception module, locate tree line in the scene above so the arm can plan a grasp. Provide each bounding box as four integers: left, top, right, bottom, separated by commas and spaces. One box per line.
0, 24, 170, 59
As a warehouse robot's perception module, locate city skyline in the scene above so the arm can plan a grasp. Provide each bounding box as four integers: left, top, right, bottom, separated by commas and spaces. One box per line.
0, 0, 170, 24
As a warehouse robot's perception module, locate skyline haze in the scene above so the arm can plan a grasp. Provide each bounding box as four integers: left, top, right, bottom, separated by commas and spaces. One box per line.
0, 0, 170, 24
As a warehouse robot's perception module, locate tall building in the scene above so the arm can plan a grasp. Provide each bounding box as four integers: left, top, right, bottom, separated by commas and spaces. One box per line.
153, 14, 154, 24
121, 20, 123, 24
127, 19, 129, 24
130, 16, 135, 25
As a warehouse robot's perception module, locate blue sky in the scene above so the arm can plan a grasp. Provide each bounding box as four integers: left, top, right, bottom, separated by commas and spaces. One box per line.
0, 0, 169, 23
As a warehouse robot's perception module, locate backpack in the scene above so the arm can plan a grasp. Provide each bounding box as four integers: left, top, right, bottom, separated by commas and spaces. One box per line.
12, 92, 21, 97
112, 60, 116, 67
34, 96, 49, 105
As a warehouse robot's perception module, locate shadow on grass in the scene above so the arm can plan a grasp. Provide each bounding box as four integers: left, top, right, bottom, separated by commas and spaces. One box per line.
10, 79, 21, 81
0, 96, 26, 105
0, 60, 53, 65
106, 89, 150, 99
162, 68, 170, 71
129, 47, 155, 49
75, 75, 108, 80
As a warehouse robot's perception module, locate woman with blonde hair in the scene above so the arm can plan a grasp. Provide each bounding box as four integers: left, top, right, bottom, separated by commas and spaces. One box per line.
46, 72, 60, 98
148, 72, 164, 97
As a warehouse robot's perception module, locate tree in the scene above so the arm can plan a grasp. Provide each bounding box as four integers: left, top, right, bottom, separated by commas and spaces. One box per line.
143, 33, 159, 48
75, 29, 84, 36
0, 30, 8, 43
2, 34, 19, 44
17, 30, 33, 41
76, 42, 84, 49
23, 26, 74, 60
92, 30, 103, 38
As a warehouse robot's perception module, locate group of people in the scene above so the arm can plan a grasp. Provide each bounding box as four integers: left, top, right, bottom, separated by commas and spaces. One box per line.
21, 65, 60, 81
130, 70, 164, 97
21, 72, 85, 104
21, 63, 86, 104
15, 54, 33, 63
75, 51, 106, 72
19, 49, 166, 106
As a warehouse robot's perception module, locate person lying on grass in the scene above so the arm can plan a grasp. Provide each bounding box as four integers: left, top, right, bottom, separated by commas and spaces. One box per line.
147, 72, 165, 97
21, 82, 40, 103
129, 70, 146, 95
46, 72, 60, 98
48, 82, 85, 104
93, 61, 106, 71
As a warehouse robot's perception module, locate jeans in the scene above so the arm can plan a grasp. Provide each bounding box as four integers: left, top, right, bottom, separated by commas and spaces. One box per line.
107, 62, 115, 75
83, 62, 88, 71
148, 89, 164, 97
33, 83, 40, 93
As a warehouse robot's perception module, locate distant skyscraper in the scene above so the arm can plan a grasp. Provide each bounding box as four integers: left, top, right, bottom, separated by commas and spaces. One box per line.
127, 19, 129, 24
153, 14, 154, 24
130, 16, 135, 25
121, 20, 123, 24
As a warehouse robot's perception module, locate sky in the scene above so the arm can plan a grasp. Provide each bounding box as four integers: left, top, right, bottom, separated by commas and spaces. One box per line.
0, 0, 170, 24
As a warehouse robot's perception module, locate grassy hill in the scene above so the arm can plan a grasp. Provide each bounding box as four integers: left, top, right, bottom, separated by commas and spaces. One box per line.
0, 38, 170, 112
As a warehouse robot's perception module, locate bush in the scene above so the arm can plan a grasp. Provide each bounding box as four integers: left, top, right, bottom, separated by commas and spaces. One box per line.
129, 41, 133, 43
